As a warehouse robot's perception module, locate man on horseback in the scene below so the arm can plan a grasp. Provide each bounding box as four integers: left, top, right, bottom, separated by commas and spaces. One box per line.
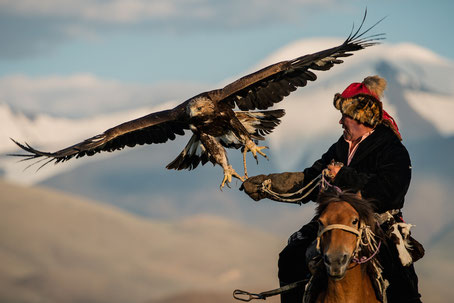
240, 75, 422, 303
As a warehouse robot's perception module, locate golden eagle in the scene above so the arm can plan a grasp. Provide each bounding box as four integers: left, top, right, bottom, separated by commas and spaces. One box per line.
11, 16, 383, 189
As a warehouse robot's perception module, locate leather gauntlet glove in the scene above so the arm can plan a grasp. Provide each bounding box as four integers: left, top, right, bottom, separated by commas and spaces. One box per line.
240, 172, 305, 202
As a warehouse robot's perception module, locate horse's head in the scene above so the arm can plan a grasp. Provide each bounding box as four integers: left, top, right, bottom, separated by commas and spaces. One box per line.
315, 191, 377, 280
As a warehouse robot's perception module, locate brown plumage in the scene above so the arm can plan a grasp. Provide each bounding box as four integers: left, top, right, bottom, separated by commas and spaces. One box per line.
11, 13, 384, 188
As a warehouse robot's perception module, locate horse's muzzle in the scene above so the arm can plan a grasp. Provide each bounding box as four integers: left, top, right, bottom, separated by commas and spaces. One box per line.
323, 252, 350, 280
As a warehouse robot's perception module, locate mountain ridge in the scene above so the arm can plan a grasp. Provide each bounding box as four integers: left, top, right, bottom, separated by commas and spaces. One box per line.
0, 179, 282, 303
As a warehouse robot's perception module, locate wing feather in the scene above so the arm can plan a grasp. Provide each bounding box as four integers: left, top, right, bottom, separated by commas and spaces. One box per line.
217, 13, 384, 110
11, 105, 189, 167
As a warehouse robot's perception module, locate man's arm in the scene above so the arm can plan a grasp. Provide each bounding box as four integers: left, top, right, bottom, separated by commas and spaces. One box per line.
332, 143, 411, 212
240, 143, 339, 203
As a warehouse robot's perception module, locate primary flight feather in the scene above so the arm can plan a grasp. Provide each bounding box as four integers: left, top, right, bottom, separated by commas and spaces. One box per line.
11, 14, 384, 189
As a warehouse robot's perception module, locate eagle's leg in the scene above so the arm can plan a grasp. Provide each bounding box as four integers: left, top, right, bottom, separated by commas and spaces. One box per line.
243, 149, 248, 179
242, 140, 269, 175
220, 165, 245, 190
203, 136, 244, 189
198, 133, 245, 189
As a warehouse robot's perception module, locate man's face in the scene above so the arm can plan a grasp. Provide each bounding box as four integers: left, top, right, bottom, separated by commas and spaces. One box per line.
339, 114, 364, 141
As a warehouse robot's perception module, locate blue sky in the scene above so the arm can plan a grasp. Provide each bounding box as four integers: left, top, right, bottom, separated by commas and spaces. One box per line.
0, 0, 452, 87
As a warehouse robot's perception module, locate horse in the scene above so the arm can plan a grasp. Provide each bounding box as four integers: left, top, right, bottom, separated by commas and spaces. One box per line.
306, 191, 386, 303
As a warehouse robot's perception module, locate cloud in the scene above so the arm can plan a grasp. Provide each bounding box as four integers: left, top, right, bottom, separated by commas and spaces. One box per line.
0, 0, 338, 59
0, 73, 206, 117
1, 0, 332, 23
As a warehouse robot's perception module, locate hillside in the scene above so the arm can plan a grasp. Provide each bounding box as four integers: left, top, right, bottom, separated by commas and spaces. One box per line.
0, 180, 283, 303
1, 180, 452, 302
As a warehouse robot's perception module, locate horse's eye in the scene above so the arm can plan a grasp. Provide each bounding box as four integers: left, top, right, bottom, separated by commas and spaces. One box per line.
352, 218, 359, 225
318, 219, 324, 227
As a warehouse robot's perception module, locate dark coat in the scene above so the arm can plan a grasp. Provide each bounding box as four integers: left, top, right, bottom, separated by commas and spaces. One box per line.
303, 124, 411, 213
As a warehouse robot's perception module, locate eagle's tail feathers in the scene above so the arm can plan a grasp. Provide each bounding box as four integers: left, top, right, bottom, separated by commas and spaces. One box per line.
166, 134, 213, 171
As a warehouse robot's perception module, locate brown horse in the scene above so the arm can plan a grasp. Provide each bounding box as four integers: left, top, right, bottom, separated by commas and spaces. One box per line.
307, 192, 385, 303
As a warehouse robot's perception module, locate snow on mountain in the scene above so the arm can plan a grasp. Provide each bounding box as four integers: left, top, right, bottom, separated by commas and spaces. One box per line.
405, 91, 454, 136
0, 101, 178, 184
2, 38, 454, 182
0, 74, 206, 118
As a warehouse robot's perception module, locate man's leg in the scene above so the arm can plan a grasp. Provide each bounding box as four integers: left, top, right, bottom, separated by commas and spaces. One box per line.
278, 243, 308, 302
380, 237, 422, 303
278, 221, 318, 303
386, 263, 422, 302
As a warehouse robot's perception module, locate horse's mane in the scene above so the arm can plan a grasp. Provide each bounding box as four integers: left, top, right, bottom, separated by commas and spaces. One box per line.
315, 191, 379, 234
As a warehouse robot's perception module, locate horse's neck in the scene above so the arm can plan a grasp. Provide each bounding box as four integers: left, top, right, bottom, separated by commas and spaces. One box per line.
317, 265, 378, 303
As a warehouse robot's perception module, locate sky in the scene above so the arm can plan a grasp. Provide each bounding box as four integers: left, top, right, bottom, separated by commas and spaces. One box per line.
0, 0, 453, 111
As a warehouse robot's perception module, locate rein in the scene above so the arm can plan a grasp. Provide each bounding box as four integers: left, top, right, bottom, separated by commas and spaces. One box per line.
260, 173, 322, 203
259, 169, 336, 204
353, 240, 382, 264
233, 279, 308, 302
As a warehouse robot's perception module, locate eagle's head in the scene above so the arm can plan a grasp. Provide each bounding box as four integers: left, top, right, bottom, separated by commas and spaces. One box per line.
187, 97, 215, 118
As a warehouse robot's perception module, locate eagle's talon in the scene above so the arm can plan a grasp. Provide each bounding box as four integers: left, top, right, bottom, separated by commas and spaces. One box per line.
242, 141, 269, 174
248, 144, 268, 162
220, 166, 243, 190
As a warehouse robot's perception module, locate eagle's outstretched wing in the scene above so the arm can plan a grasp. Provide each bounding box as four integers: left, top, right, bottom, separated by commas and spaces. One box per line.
217, 12, 384, 110
10, 104, 189, 168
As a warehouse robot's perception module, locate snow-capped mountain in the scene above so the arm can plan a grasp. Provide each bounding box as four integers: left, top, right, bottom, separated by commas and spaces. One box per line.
1, 39, 453, 243
0, 101, 180, 184
2, 40, 453, 178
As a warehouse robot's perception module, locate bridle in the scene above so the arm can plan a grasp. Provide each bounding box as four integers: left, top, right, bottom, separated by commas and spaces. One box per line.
316, 222, 381, 265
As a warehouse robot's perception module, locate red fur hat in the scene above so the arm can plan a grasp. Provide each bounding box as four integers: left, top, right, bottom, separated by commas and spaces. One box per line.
333, 75, 401, 140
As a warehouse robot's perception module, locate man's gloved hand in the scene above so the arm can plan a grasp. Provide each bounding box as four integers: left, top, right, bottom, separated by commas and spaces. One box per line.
240, 172, 305, 202
239, 174, 269, 201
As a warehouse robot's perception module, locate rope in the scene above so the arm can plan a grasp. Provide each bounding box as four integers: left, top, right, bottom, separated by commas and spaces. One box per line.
260, 172, 323, 203
233, 279, 308, 301
320, 168, 342, 193
259, 168, 346, 204
353, 240, 382, 264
